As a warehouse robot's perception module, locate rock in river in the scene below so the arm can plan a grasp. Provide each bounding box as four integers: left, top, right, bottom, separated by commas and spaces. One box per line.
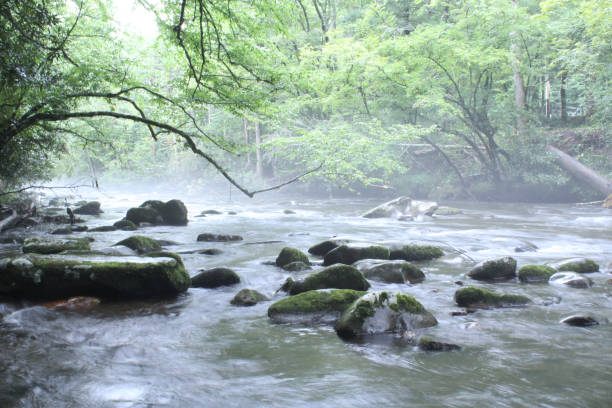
551, 258, 599, 274
0, 253, 190, 299
418, 336, 461, 352
197, 233, 243, 242
231, 289, 269, 306
275, 247, 310, 268
335, 291, 438, 339
113, 235, 162, 254
454, 286, 531, 308
549, 272, 592, 289
389, 245, 444, 262
308, 238, 350, 256
125, 199, 188, 226
284, 264, 370, 295
191, 267, 241, 288
354, 259, 425, 284
73, 201, 102, 215
268, 289, 365, 324
468, 256, 517, 281
560, 315, 600, 327
23, 237, 90, 254
323, 244, 389, 266
518, 265, 556, 283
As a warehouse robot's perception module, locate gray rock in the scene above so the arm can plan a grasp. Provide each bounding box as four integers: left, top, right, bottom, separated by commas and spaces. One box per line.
323, 244, 389, 266
275, 247, 310, 267
560, 315, 599, 327
73, 201, 102, 215
282, 261, 312, 272
363, 196, 412, 218
308, 238, 350, 256
113, 236, 162, 254
354, 259, 425, 284
23, 237, 90, 254
191, 267, 240, 288
197, 233, 243, 242
468, 256, 517, 281
418, 336, 461, 351
231, 289, 269, 306
549, 272, 592, 289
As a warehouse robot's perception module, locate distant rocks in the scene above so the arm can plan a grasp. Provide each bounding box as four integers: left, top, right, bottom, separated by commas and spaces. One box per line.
197, 233, 243, 242
73, 201, 102, 215
124, 199, 188, 226
191, 267, 240, 288
468, 256, 517, 281
362, 196, 438, 219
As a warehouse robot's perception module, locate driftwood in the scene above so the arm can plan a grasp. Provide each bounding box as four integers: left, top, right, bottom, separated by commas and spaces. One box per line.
0, 209, 20, 232
547, 145, 612, 197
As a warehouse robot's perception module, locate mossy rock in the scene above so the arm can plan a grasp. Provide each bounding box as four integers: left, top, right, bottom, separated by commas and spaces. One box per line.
323, 244, 389, 266
268, 289, 365, 324
335, 291, 437, 339
126, 207, 162, 225
454, 286, 531, 308
308, 239, 349, 256
89, 225, 118, 232
468, 257, 517, 281
518, 265, 556, 283
231, 289, 269, 306
0, 253, 190, 299
275, 247, 310, 267
355, 260, 425, 284
552, 258, 599, 274
73, 201, 102, 215
159, 199, 188, 226
197, 233, 243, 242
23, 237, 90, 254
389, 245, 444, 262
282, 261, 311, 272
287, 264, 370, 295
418, 336, 461, 351
113, 219, 138, 231
139, 200, 165, 212
113, 235, 162, 254
191, 267, 240, 288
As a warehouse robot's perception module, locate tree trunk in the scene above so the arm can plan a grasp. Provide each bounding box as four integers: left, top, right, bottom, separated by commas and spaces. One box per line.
560, 72, 567, 122
547, 145, 612, 197
255, 122, 263, 178
243, 118, 251, 168
510, 0, 526, 137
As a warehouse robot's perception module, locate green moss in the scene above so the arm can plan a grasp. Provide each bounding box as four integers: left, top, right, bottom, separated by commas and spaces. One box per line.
454, 286, 531, 308
518, 265, 556, 283
275, 247, 310, 267
556, 258, 599, 273
396, 293, 425, 313
113, 219, 138, 231
23, 237, 90, 254
113, 235, 161, 254
268, 289, 365, 316
288, 264, 370, 295
389, 245, 444, 261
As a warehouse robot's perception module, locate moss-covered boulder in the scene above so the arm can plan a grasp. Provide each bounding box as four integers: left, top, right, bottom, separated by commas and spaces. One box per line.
89, 225, 118, 232
73, 201, 102, 215
113, 235, 162, 254
231, 289, 269, 306
518, 265, 556, 283
549, 272, 592, 289
0, 253, 190, 299
268, 289, 365, 324
113, 219, 138, 231
335, 291, 437, 339
389, 245, 444, 262
418, 336, 461, 351
454, 286, 531, 308
354, 259, 425, 284
23, 237, 90, 254
191, 267, 240, 288
275, 247, 310, 267
308, 239, 350, 256
282, 261, 311, 272
468, 256, 517, 281
551, 258, 599, 274
126, 207, 162, 225
159, 199, 188, 226
323, 244, 389, 266
197, 233, 243, 242
286, 264, 370, 295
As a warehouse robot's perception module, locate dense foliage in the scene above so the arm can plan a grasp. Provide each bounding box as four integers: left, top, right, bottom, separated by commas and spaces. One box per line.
1, 0, 610, 199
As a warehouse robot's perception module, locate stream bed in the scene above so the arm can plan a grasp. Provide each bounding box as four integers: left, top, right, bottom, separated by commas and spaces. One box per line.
1, 190, 611, 407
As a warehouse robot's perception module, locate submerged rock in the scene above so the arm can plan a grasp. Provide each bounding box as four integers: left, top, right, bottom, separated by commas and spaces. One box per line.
549, 272, 592, 289
113, 219, 138, 231
73, 201, 102, 215
23, 237, 90, 254
231, 289, 269, 306
335, 291, 437, 339
417, 336, 461, 352
286, 264, 370, 295
518, 265, 556, 283
389, 245, 444, 262
468, 256, 517, 281
89, 225, 117, 232
282, 261, 311, 272
323, 244, 389, 266
354, 259, 425, 284
308, 239, 350, 256
560, 315, 600, 327
0, 253, 190, 299
197, 233, 243, 242
113, 235, 162, 254
268, 289, 365, 324
551, 258, 599, 274
275, 247, 310, 267
198, 248, 223, 255
191, 267, 240, 288
454, 286, 531, 308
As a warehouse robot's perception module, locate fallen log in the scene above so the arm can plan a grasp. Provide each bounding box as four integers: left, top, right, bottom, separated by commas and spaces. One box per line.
547, 145, 612, 197
0, 209, 20, 232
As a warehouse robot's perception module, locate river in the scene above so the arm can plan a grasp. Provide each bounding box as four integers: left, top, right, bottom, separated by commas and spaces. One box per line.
1, 190, 611, 407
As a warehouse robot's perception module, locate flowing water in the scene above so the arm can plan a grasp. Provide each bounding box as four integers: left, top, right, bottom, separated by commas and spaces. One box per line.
1, 190, 611, 407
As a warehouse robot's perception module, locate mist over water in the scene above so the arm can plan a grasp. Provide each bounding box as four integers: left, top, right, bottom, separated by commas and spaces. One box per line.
1, 185, 611, 407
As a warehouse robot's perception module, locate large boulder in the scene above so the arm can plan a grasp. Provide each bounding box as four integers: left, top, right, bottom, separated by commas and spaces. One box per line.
468, 257, 517, 281
113, 236, 162, 254
323, 244, 389, 266
551, 258, 599, 274
159, 199, 188, 226
73, 201, 102, 215
308, 238, 350, 256
354, 259, 425, 284
285, 264, 370, 295
518, 265, 556, 283
389, 245, 444, 262
197, 233, 243, 242
126, 207, 163, 225
125, 199, 189, 226
140, 200, 165, 212
275, 247, 310, 267
191, 267, 240, 288
549, 272, 592, 289
362, 196, 412, 218
454, 286, 531, 308
267, 289, 365, 324
113, 219, 138, 231
335, 291, 437, 339
0, 253, 190, 299
23, 237, 90, 254
231, 289, 269, 306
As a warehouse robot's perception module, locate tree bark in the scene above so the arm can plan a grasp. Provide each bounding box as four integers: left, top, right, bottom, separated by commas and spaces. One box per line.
243, 118, 251, 168
510, 0, 526, 137
560, 72, 567, 122
255, 122, 263, 178
548, 145, 612, 197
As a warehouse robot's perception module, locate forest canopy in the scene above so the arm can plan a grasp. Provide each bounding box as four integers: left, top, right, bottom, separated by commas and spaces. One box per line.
1, 0, 610, 200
